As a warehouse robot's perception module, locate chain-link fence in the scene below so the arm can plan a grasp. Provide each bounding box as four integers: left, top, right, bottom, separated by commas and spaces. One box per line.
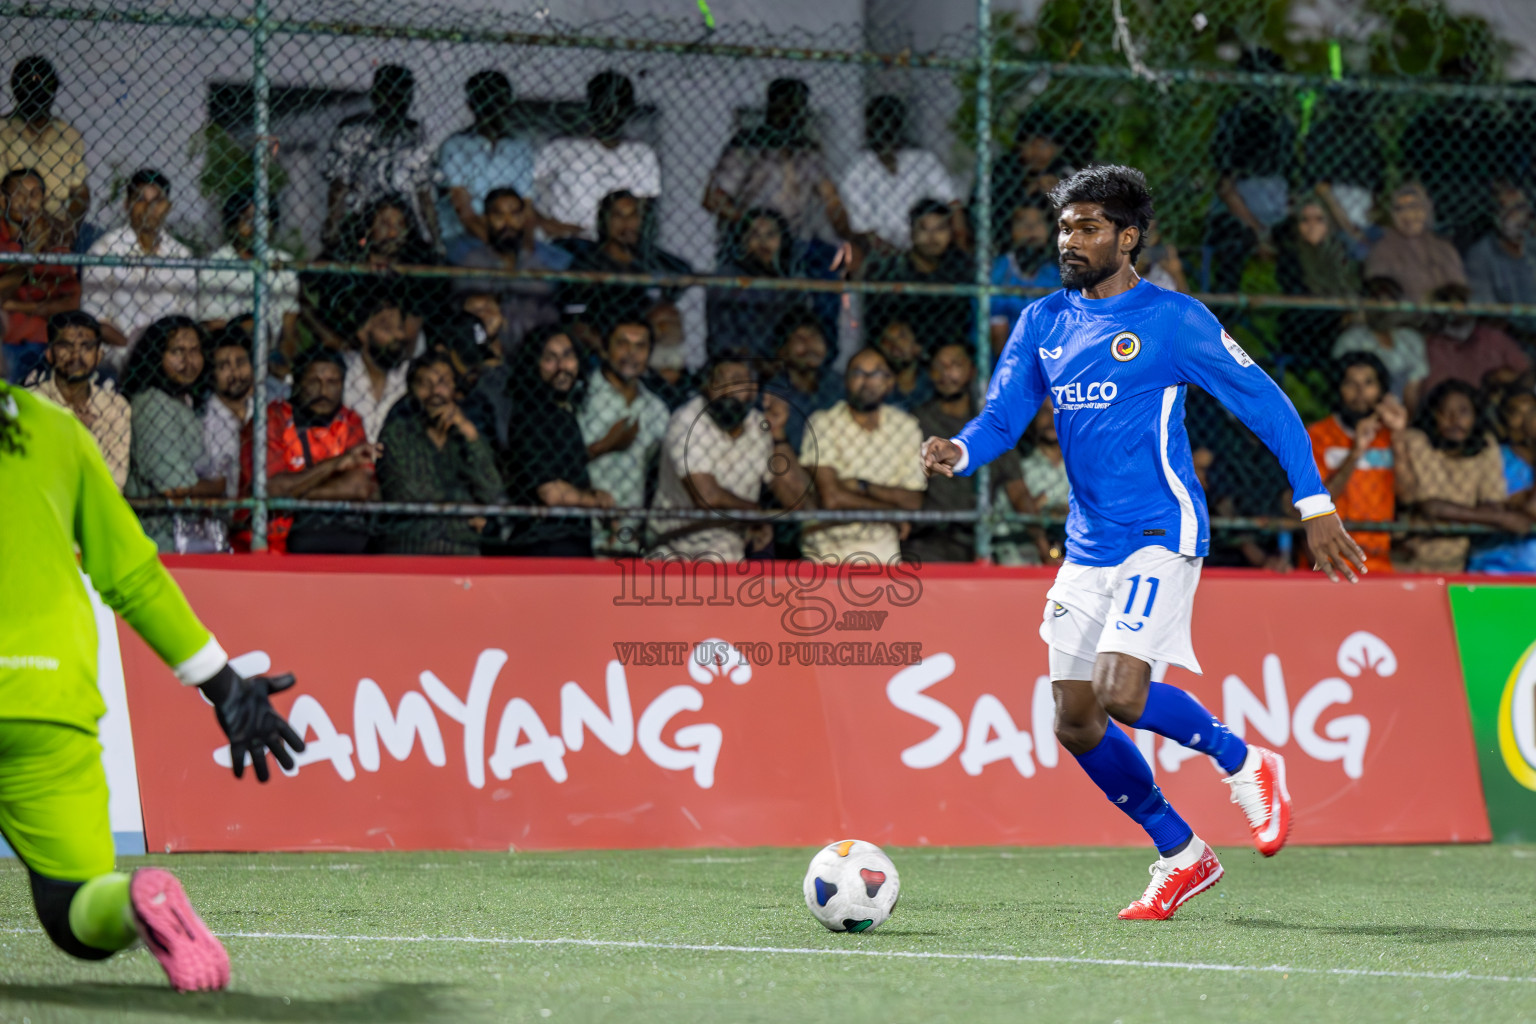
2, 0, 1534, 573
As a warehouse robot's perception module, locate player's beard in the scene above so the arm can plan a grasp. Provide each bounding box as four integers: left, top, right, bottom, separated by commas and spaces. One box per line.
1059, 253, 1113, 291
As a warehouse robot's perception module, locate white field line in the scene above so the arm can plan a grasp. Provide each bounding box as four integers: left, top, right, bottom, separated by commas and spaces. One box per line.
201, 931, 1536, 985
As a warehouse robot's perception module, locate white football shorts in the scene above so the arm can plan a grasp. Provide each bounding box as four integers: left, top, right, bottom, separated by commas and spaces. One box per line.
1039, 544, 1204, 680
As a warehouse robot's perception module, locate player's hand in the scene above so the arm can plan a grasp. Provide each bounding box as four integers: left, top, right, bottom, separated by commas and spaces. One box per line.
199, 664, 307, 783
922, 436, 961, 478
1304, 512, 1368, 583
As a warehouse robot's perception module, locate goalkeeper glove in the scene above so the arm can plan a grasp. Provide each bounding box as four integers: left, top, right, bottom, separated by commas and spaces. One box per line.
199, 664, 307, 783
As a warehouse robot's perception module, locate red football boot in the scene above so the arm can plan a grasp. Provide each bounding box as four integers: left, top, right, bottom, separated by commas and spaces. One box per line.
1118, 841, 1223, 921
1224, 745, 1292, 857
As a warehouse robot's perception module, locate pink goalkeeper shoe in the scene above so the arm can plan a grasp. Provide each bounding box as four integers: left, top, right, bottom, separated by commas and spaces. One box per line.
130, 868, 231, 992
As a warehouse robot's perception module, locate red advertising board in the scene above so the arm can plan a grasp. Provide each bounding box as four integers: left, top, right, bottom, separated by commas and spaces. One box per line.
119, 558, 1490, 852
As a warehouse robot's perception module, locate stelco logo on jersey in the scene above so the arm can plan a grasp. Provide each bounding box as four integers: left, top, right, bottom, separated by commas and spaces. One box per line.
1051, 381, 1119, 408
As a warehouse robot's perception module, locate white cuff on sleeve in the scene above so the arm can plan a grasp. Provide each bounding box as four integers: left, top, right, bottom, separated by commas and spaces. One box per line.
950, 437, 970, 475
1294, 493, 1337, 521
173, 636, 229, 686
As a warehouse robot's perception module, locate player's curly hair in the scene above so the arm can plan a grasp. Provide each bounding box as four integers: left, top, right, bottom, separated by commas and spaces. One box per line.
0, 381, 28, 458
1047, 164, 1155, 262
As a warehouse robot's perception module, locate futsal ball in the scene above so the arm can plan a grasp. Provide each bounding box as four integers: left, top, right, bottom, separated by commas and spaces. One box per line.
802, 839, 900, 933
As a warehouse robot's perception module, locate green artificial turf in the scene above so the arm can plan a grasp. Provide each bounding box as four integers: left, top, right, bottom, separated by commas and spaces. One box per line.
2, 845, 1534, 1023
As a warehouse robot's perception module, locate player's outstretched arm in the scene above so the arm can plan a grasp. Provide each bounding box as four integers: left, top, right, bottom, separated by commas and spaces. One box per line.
1304, 512, 1368, 584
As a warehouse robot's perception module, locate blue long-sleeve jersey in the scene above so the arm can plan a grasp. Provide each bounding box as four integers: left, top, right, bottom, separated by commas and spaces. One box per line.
953, 280, 1333, 567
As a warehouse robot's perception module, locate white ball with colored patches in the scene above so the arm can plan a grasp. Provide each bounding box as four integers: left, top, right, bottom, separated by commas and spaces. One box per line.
803, 840, 900, 932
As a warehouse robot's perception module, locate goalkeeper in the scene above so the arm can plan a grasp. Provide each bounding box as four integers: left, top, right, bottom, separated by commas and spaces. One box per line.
0, 378, 305, 992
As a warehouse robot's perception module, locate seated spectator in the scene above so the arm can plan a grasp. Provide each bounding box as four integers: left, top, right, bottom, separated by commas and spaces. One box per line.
1466, 185, 1536, 336
377, 351, 503, 555
307, 193, 445, 341
564, 189, 691, 329
199, 327, 253, 500
121, 316, 226, 552
449, 187, 571, 357
1398, 379, 1525, 573
1332, 276, 1429, 409
800, 347, 926, 564
0, 57, 89, 247
1364, 183, 1466, 304
649, 350, 810, 561
436, 71, 535, 260
990, 398, 1067, 567
1306, 353, 1412, 575
338, 292, 416, 445
707, 207, 816, 358
256, 347, 377, 554
763, 308, 841, 452
904, 342, 1021, 563
873, 318, 932, 413
990, 196, 1061, 342
1468, 386, 1536, 573
1422, 283, 1533, 396
840, 94, 961, 254
1277, 194, 1361, 362
0, 167, 80, 383
641, 300, 698, 412
81, 169, 197, 368
577, 311, 670, 556
496, 326, 613, 557
1134, 218, 1188, 293
979, 108, 1076, 256
26, 310, 129, 488
199, 192, 300, 347
534, 71, 660, 240
865, 198, 974, 352
323, 65, 437, 250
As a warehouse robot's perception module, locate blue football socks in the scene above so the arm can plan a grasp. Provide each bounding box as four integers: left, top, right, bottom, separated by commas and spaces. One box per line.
1073, 724, 1192, 856
1132, 681, 1248, 776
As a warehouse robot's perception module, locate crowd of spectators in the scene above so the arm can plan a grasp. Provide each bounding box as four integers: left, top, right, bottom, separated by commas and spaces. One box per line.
2, 48, 1535, 570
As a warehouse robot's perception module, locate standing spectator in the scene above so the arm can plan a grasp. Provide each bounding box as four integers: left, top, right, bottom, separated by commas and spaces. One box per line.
497, 326, 612, 558
1303, 86, 1386, 252
450, 188, 570, 357
199, 192, 300, 343
706, 207, 814, 357
873, 318, 932, 413
1398, 379, 1524, 573
121, 316, 226, 552
1422, 283, 1532, 396
199, 327, 252, 500
865, 198, 974, 349
1306, 353, 1414, 576
377, 351, 503, 555
577, 313, 670, 556
704, 78, 852, 261
1204, 48, 1295, 293
1469, 387, 1536, 573
323, 65, 438, 250
81, 169, 197, 366
436, 71, 535, 258
534, 71, 661, 240
992, 398, 1070, 567
649, 351, 810, 561
800, 347, 926, 564
257, 348, 376, 554
0, 57, 88, 246
641, 300, 698, 412
1364, 184, 1466, 304
979, 109, 1077, 256
763, 308, 841, 453
1465, 185, 1536, 336
904, 342, 1021, 563
840, 95, 960, 253
340, 293, 415, 445
26, 310, 129, 489
0, 167, 79, 383
990, 195, 1061, 343
1276, 194, 1361, 362
1332, 276, 1429, 409
565, 189, 691, 330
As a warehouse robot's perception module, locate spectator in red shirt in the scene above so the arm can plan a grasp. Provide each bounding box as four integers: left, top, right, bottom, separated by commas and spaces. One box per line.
1422, 282, 1533, 396
0, 167, 80, 383
245, 348, 377, 553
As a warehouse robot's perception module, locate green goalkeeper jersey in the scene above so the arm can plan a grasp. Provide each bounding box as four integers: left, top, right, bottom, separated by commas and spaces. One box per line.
0, 384, 223, 734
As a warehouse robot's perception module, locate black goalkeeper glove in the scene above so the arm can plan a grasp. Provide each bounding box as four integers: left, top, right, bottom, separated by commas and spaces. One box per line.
199, 664, 307, 783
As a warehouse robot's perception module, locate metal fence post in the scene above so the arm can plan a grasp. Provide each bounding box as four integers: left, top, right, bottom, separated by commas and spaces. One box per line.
249, 0, 272, 550
971, 0, 994, 562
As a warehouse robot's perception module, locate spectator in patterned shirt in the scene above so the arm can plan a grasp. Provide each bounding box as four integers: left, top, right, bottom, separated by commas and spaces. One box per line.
27, 310, 130, 489
436, 71, 535, 261
0, 166, 79, 383
534, 71, 661, 241
323, 65, 439, 250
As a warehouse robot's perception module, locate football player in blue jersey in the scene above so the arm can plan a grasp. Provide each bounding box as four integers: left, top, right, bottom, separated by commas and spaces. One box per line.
922, 165, 1367, 920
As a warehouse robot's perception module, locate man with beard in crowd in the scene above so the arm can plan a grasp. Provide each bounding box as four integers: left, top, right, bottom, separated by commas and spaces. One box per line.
873, 317, 932, 413
640, 300, 698, 412
436, 71, 535, 261
200, 327, 253, 500
566, 189, 690, 335
27, 311, 129, 489
989, 196, 1060, 349
865, 197, 974, 351
452, 187, 570, 359
763, 308, 841, 453
1, 167, 80, 384
339, 293, 415, 445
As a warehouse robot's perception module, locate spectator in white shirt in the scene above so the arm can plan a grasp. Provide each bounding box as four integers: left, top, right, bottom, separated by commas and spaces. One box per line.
81, 168, 196, 370
533, 71, 661, 240
199, 191, 300, 345
840, 95, 961, 253
339, 293, 416, 443
199, 326, 253, 498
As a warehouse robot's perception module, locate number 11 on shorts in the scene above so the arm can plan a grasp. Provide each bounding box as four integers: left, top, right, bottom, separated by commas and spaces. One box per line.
1123, 574, 1160, 618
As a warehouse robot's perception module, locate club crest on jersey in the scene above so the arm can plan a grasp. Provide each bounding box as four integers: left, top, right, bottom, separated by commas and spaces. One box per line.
1110, 331, 1141, 362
